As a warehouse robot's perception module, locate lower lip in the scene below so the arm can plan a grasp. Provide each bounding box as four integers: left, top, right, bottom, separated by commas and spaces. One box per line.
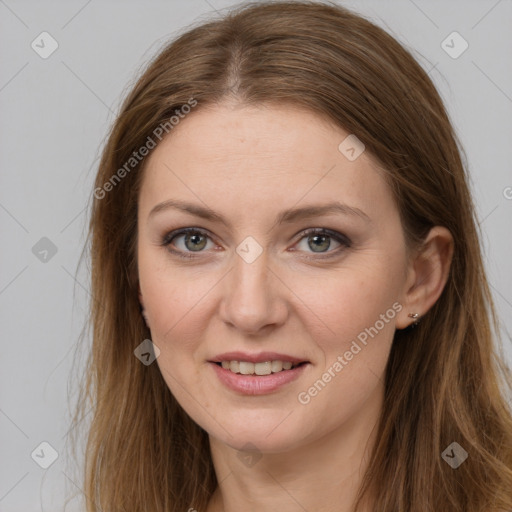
210, 362, 309, 395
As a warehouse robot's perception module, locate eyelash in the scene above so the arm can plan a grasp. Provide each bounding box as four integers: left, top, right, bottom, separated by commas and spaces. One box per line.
160, 227, 352, 260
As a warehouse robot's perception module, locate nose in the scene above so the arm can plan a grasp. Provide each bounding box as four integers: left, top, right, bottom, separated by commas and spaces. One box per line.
219, 247, 289, 335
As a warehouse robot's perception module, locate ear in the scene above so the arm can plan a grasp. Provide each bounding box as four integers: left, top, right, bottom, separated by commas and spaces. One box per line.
395, 226, 454, 329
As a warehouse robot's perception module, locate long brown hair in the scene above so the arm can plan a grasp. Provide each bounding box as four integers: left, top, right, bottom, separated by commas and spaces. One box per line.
69, 1, 512, 510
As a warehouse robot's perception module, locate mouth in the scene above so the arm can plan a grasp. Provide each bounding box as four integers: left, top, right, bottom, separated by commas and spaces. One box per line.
212, 360, 308, 375
208, 352, 311, 394
209, 359, 310, 395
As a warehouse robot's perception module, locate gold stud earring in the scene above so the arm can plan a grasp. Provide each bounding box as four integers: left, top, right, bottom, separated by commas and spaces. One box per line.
408, 312, 420, 327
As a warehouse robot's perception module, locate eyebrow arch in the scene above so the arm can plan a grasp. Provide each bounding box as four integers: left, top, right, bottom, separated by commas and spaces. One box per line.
148, 199, 371, 228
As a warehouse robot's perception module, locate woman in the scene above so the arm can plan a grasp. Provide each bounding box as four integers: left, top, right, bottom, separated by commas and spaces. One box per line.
72, 1, 512, 510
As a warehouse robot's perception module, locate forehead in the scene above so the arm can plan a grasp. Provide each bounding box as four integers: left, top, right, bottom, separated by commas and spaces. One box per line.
139, 103, 396, 225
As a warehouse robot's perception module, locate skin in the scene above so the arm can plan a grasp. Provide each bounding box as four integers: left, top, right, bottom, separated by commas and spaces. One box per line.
137, 102, 453, 512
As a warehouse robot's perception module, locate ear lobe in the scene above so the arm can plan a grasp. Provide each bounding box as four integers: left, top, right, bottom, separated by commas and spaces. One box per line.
396, 226, 454, 329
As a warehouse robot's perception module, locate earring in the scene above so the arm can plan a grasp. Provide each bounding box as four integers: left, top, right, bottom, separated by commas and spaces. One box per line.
408, 312, 420, 327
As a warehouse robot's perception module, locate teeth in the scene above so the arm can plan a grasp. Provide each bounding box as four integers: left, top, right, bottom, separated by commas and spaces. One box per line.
239, 361, 255, 375
271, 360, 283, 372
218, 360, 302, 374
255, 362, 271, 375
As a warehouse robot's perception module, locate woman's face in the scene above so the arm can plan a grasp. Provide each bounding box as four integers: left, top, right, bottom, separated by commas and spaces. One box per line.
137, 103, 411, 452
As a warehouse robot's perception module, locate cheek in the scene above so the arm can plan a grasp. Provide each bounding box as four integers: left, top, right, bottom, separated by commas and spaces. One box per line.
139, 243, 206, 325
290, 262, 402, 346
144, 277, 213, 351
293, 274, 398, 436
138, 253, 223, 374
142, 269, 213, 404
288, 267, 401, 423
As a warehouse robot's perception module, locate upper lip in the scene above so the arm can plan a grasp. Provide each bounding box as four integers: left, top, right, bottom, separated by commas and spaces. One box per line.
210, 351, 309, 364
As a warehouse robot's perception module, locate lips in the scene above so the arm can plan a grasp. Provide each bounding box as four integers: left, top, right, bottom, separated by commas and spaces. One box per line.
208, 351, 310, 394
210, 359, 309, 395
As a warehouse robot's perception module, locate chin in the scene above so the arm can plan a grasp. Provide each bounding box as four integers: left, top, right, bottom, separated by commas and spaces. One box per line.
218, 434, 301, 454
206, 417, 309, 454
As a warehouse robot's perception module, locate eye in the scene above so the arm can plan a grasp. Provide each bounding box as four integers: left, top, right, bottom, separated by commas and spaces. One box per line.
161, 228, 215, 258
293, 228, 351, 258
161, 227, 351, 259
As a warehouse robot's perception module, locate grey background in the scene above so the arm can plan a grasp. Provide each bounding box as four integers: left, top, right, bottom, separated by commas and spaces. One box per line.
1, 0, 511, 510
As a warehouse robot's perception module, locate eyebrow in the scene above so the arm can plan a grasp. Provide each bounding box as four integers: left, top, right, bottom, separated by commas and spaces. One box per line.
148, 199, 371, 228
